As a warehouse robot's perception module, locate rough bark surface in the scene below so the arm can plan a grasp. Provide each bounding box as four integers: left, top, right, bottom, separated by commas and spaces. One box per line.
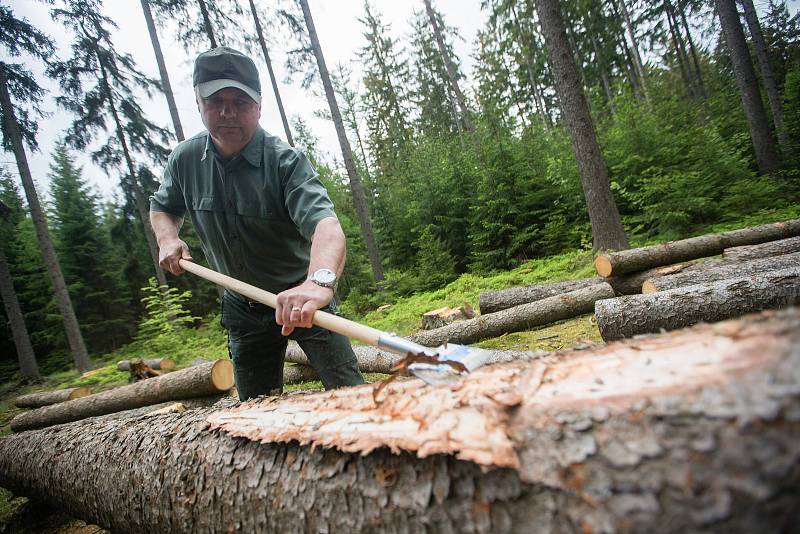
594, 219, 800, 276
643, 252, 800, 293
284, 345, 546, 376
116, 358, 175, 372
10, 360, 233, 432
536, 0, 629, 251
596, 268, 800, 341
0, 244, 40, 380
604, 259, 726, 295
0, 69, 92, 374
282, 364, 320, 385
715, 0, 779, 174
723, 236, 800, 261
479, 278, 603, 314
0, 309, 798, 533
14, 387, 90, 409
411, 283, 615, 346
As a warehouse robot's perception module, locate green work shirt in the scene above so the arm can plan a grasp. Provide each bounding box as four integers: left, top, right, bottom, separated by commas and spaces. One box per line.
150, 127, 336, 294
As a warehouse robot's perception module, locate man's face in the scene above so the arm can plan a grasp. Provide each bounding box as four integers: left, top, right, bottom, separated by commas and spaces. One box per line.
197, 87, 261, 157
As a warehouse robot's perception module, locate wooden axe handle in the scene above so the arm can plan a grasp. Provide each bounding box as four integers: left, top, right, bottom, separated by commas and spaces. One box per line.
179, 260, 386, 347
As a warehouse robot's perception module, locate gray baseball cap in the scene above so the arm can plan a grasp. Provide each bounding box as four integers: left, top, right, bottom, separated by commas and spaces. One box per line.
193, 46, 261, 104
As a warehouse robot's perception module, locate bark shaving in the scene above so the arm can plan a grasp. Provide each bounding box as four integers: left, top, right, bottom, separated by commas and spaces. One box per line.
0, 310, 798, 533
596, 268, 800, 341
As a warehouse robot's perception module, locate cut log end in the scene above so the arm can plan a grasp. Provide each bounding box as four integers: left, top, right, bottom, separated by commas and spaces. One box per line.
641, 280, 657, 294
594, 255, 612, 277
211, 360, 234, 391
68, 387, 91, 401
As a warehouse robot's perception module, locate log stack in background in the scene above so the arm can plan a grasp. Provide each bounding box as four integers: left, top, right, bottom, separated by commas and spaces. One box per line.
593, 220, 800, 341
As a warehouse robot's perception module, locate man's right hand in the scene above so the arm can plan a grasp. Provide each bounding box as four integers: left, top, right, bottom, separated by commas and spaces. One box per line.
158, 238, 192, 275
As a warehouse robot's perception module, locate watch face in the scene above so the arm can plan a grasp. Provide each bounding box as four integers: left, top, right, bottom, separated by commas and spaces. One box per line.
314, 269, 336, 284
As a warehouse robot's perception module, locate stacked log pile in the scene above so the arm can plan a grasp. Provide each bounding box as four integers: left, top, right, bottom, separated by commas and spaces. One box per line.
0, 309, 797, 532
593, 219, 800, 341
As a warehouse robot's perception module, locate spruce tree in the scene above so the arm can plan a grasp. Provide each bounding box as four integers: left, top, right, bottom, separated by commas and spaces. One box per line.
48, 143, 134, 352
49, 0, 172, 287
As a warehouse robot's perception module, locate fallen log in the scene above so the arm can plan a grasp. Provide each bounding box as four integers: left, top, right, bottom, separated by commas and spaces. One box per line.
596, 268, 800, 341
594, 219, 800, 277
116, 358, 175, 372
723, 235, 800, 261
282, 364, 320, 385
642, 253, 800, 293
284, 344, 547, 377
9, 360, 233, 432
479, 277, 602, 314
13, 387, 91, 409
605, 258, 730, 295
411, 283, 615, 346
421, 302, 476, 329
0, 309, 797, 532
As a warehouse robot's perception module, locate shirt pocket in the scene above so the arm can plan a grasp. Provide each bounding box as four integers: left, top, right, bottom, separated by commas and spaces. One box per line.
191, 196, 223, 212
236, 202, 275, 219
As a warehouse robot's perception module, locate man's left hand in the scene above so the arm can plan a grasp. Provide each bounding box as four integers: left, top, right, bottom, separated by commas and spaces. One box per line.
275, 281, 334, 336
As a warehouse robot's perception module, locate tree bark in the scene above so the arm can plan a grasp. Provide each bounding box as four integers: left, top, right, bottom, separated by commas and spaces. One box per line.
141, 0, 184, 143
116, 358, 175, 372
0, 308, 798, 532
97, 60, 168, 288
282, 363, 320, 384
595, 267, 800, 341
594, 218, 800, 277
196, 0, 218, 47
0, 245, 40, 381
14, 387, 90, 409
740, 0, 786, 146
605, 258, 728, 295
299, 0, 384, 282
411, 283, 614, 346
10, 360, 233, 432
535, 0, 629, 251
479, 277, 604, 314
284, 344, 546, 374
642, 252, 800, 293
423, 0, 475, 134
248, 0, 294, 146
715, 0, 780, 174
723, 236, 800, 261
0, 69, 92, 374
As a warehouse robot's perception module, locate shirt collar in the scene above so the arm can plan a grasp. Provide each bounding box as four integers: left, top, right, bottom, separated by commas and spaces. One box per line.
201, 127, 264, 167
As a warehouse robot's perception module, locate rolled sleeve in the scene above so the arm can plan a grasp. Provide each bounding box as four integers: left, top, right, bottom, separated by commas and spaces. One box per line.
150, 158, 186, 217
281, 149, 337, 240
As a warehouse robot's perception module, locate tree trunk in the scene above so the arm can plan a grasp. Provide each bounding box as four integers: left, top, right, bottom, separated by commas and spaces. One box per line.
715, 0, 780, 175
299, 0, 384, 282
97, 61, 168, 288
10, 360, 233, 432
0, 245, 41, 381
642, 252, 800, 293
587, 23, 616, 114
248, 0, 294, 146
1, 308, 798, 532
411, 283, 614, 346
509, 4, 550, 130
479, 277, 604, 314
0, 70, 92, 374
196, 0, 217, 47
665, 0, 698, 99
423, 0, 475, 134
14, 387, 90, 409
141, 0, 184, 143
723, 236, 800, 261
595, 267, 800, 341
594, 219, 800, 276
615, 0, 649, 100
740, 0, 786, 146
535, 0, 629, 251
678, 2, 707, 99
116, 358, 175, 372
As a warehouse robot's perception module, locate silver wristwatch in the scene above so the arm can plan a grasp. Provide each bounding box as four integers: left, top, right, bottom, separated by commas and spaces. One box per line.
308, 268, 337, 289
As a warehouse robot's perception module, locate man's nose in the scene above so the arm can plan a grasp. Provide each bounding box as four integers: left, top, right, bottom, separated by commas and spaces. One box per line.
219, 102, 237, 118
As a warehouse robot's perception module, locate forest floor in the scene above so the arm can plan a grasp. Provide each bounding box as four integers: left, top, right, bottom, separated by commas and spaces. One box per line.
1, 205, 797, 531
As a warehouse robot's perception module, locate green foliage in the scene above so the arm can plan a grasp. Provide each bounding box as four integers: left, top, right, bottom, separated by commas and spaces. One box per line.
414, 224, 458, 291
135, 278, 200, 353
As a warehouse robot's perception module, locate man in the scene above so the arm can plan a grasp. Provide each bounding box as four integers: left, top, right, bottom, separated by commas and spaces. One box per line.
150, 46, 365, 400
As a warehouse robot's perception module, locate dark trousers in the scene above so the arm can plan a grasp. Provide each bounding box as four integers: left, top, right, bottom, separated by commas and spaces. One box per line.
220, 290, 365, 400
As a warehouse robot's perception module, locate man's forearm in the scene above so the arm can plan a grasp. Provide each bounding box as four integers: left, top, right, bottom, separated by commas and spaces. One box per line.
308, 217, 346, 277
150, 210, 184, 246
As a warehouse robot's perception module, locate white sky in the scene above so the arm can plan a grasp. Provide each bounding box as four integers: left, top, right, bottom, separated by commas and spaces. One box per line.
4, 0, 487, 203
